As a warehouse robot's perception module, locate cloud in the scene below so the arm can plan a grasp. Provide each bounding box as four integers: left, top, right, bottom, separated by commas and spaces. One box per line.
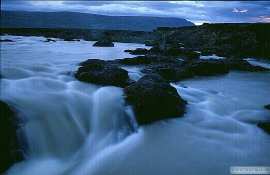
1, 1, 270, 25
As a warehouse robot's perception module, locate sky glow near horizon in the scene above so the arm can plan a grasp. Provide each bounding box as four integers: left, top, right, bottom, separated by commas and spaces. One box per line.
1, 1, 270, 25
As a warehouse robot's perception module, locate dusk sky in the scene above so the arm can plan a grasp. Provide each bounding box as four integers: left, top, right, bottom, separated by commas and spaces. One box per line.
2, 1, 270, 25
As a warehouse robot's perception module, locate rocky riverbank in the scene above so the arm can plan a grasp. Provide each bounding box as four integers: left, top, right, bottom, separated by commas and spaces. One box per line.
2, 23, 270, 59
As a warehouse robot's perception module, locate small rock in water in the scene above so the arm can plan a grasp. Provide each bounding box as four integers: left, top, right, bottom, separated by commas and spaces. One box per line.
264, 104, 270, 110
44, 38, 56, 42
0, 100, 23, 173
93, 40, 114, 47
257, 122, 270, 134
124, 74, 186, 125
75, 59, 130, 87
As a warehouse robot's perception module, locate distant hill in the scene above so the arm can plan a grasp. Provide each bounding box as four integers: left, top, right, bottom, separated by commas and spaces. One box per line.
1, 11, 194, 31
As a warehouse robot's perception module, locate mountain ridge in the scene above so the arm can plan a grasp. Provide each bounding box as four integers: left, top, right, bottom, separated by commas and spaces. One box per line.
1, 10, 195, 31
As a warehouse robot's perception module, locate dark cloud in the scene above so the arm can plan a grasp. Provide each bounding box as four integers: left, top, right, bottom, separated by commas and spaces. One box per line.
1, 1, 270, 24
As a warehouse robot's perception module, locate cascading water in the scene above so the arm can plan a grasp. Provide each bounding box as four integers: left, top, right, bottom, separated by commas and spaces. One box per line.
1, 35, 270, 175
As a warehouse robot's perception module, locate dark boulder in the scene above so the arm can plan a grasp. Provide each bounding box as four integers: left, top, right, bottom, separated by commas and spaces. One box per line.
0, 101, 23, 173
264, 104, 270, 110
257, 122, 270, 135
75, 59, 130, 87
124, 48, 149, 55
124, 74, 186, 125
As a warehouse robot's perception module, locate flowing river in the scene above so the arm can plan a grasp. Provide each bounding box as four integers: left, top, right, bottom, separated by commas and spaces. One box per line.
1, 35, 270, 175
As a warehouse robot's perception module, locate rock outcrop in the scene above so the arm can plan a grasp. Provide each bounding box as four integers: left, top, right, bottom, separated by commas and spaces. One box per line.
124, 74, 186, 125
0, 100, 23, 173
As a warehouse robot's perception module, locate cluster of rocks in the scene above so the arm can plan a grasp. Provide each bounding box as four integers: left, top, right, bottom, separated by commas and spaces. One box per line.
74, 43, 269, 126
75, 59, 187, 125
0, 101, 23, 173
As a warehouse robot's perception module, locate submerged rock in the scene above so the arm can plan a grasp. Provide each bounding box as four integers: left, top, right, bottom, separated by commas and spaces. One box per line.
124, 74, 186, 125
0, 101, 23, 173
75, 59, 130, 87
264, 104, 270, 110
257, 122, 270, 134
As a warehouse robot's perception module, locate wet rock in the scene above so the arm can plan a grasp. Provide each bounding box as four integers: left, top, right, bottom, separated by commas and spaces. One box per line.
93, 40, 114, 47
119, 56, 153, 65
225, 59, 269, 72
119, 55, 178, 66
63, 38, 80, 41
75, 59, 130, 87
166, 47, 200, 60
257, 122, 270, 134
44, 38, 56, 42
200, 48, 214, 56
0, 39, 14, 42
142, 61, 192, 81
124, 74, 186, 125
0, 101, 23, 173
264, 104, 270, 110
189, 59, 229, 76
143, 59, 229, 81
124, 48, 149, 55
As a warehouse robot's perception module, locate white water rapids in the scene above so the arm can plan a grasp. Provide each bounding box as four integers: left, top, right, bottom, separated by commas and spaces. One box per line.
1, 35, 270, 175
